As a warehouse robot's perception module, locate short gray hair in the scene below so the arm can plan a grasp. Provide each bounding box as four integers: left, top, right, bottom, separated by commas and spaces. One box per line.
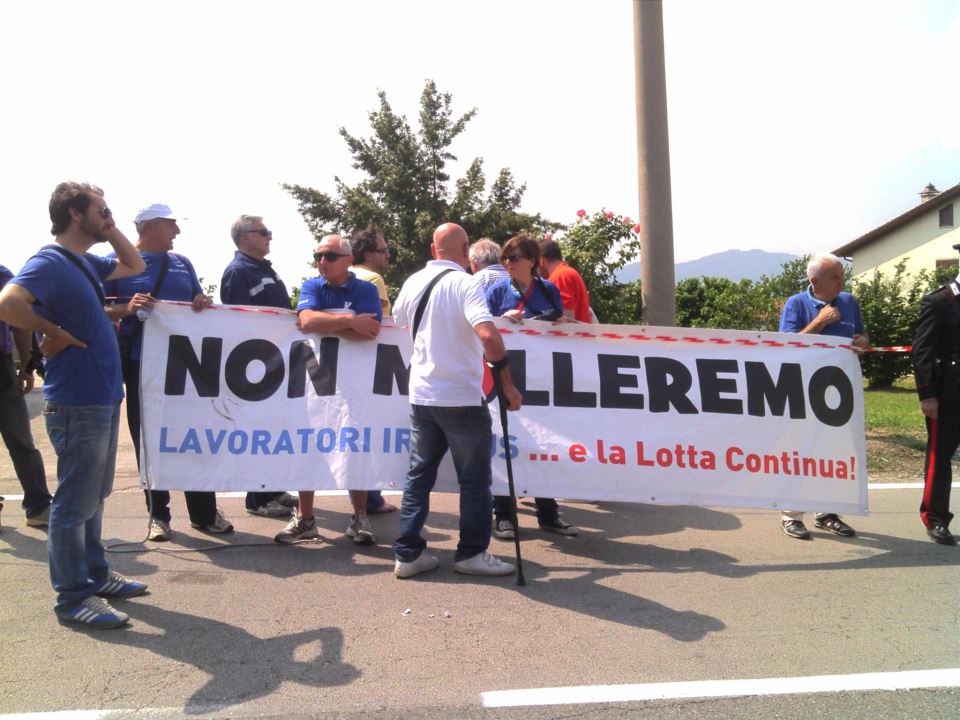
806, 253, 842, 281
231, 215, 263, 246
469, 238, 501, 268
319, 233, 352, 255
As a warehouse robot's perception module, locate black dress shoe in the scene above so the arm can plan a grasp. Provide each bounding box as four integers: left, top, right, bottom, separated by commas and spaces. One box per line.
927, 525, 956, 546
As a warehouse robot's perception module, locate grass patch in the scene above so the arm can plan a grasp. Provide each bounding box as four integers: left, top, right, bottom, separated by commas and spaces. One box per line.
864, 383, 923, 434
863, 379, 927, 474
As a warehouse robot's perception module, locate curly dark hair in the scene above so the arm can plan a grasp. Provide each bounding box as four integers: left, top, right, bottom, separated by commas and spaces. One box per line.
350, 224, 384, 265
48, 181, 103, 235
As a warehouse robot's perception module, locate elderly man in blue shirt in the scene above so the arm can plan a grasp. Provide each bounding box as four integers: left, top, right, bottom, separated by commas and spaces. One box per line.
274, 234, 383, 546
778, 252, 868, 540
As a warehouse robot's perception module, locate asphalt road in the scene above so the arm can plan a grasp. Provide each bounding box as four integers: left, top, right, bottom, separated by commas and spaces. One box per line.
1, 394, 959, 719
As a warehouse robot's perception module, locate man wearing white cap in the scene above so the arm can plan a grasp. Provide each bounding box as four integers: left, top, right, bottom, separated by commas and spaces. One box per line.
104, 203, 232, 541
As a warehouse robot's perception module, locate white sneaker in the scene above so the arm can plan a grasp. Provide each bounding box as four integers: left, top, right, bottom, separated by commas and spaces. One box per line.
394, 552, 440, 578
453, 551, 515, 576
147, 518, 171, 542
346, 515, 375, 544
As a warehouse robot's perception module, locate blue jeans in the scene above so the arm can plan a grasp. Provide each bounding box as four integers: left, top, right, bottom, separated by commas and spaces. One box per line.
394, 404, 493, 563
43, 402, 121, 609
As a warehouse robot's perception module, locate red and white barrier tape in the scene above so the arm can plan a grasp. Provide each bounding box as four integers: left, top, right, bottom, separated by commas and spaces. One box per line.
151, 300, 912, 352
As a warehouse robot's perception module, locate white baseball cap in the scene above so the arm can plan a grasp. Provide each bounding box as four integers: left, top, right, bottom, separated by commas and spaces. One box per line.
134, 203, 177, 224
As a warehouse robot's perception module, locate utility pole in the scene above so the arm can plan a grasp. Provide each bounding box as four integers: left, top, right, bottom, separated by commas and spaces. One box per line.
634, 0, 676, 326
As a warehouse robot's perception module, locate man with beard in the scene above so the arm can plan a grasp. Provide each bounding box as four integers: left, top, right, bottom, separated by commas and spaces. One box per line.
0, 182, 148, 628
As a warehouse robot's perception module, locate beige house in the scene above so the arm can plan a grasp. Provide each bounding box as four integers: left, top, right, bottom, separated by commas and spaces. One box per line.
833, 182, 960, 280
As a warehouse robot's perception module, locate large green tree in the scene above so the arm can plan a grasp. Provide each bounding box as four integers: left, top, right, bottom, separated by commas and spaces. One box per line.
283, 80, 556, 288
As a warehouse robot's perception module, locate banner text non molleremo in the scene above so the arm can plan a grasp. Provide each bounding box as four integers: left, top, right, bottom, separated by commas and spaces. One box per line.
140, 303, 868, 515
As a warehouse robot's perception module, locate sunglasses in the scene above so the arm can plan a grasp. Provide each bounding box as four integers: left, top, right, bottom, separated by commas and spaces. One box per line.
94, 206, 113, 219
245, 228, 272, 237
502, 253, 527, 263
314, 251, 350, 262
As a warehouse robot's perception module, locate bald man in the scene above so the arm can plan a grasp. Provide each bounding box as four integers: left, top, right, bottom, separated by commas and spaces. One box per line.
392, 223, 522, 579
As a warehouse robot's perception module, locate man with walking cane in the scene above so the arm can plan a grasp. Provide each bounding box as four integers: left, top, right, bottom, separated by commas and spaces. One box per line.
392, 223, 523, 579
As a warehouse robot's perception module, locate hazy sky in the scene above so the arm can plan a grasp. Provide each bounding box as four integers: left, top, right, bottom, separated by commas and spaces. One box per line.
3, 0, 958, 289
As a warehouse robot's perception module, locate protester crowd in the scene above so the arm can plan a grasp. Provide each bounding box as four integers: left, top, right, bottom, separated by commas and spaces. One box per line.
0, 180, 955, 631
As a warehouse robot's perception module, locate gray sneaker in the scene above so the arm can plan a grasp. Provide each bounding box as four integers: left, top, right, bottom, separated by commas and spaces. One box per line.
26, 505, 50, 528
274, 515, 319, 544
275, 492, 300, 508
346, 515, 375, 544
246, 500, 293, 518
190, 508, 234, 534
147, 518, 171, 542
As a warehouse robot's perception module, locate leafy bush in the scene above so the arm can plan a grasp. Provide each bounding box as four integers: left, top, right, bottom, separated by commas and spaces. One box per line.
853, 260, 930, 388
558, 209, 642, 324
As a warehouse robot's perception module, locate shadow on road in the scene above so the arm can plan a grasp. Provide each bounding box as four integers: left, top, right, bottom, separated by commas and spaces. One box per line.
94, 602, 359, 713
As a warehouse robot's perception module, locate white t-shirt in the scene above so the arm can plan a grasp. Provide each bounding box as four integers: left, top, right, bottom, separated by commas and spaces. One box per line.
393, 260, 493, 407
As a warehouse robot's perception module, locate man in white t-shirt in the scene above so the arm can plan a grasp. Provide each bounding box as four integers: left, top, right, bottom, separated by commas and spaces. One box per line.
392, 223, 522, 578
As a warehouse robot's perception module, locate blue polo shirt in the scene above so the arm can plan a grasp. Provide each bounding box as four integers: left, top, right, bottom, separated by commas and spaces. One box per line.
11, 246, 122, 405
296, 273, 382, 320
220, 251, 290, 309
486, 276, 564, 320
104, 251, 203, 362
779, 287, 864, 339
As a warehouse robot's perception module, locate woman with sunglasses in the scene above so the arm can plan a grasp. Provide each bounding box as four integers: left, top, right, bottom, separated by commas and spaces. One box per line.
484, 234, 579, 539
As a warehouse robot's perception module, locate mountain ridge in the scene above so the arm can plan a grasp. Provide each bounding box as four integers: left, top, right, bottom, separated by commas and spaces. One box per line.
616, 249, 799, 283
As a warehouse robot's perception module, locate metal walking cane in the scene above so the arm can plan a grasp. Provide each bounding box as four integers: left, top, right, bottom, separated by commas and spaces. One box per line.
488, 360, 526, 586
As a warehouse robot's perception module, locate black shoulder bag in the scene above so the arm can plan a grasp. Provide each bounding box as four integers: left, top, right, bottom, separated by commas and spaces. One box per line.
116, 253, 171, 367
411, 269, 456, 338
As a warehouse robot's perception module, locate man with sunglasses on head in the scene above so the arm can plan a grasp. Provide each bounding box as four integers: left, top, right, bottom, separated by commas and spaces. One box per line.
105, 203, 230, 543
0, 181, 148, 629
220, 215, 299, 519
274, 235, 382, 545
350, 224, 398, 515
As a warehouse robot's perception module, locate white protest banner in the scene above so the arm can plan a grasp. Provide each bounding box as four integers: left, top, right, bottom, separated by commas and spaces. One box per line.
140, 302, 868, 515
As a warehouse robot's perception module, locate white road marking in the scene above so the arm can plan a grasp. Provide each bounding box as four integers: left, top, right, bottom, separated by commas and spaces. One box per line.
481, 668, 960, 707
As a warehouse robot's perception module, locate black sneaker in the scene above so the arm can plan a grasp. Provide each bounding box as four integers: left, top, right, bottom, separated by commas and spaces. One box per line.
493, 519, 515, 539
538, 518, 579, 536
814, 514, 855, 537
782, 520, 811, 540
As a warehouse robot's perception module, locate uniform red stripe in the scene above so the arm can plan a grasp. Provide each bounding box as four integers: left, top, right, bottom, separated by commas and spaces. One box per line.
921, 418, 939, 527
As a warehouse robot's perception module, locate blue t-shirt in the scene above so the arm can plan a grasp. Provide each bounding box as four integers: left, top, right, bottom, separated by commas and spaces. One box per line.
485, 276, 564, 320
104, 251, 203, 361
11, 246, 122, 405
779, 287, 865, 339
296, 274, 382, 321
220, 251, 290, 309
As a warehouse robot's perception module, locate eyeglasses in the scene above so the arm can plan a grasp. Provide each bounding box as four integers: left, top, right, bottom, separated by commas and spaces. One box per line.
371, 248, 390, 255
502, 254, 527, 264
314, 251, 350, 262
244, 228, 272, 238
94, 206, 113, 219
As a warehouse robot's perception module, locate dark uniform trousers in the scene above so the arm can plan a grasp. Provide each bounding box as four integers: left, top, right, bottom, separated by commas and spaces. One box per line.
913, 284, 960, 529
